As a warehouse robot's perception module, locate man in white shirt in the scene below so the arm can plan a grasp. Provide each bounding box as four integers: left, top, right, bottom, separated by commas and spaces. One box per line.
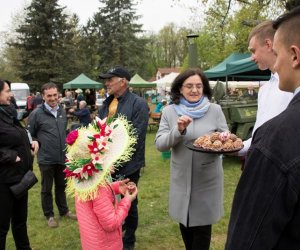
238, 20, 293, 157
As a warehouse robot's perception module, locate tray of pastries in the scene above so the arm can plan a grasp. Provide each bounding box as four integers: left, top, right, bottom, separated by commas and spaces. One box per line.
184, 131, 243, 154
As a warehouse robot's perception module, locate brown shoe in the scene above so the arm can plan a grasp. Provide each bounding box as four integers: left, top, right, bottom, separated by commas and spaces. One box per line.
62, 211, 77, 220
47, 217, 58, 228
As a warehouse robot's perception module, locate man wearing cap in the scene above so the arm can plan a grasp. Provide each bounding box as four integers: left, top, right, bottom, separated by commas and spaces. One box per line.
75, 89, 85, 109
99, 66, 149, 250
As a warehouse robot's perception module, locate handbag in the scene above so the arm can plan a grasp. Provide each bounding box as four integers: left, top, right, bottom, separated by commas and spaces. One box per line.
9, 170, 38, 199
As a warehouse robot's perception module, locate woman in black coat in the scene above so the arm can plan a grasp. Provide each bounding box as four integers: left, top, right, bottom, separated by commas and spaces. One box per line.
0, 80, 39, 250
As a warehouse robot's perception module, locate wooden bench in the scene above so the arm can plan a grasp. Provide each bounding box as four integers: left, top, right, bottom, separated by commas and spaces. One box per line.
148, 112, 161, 132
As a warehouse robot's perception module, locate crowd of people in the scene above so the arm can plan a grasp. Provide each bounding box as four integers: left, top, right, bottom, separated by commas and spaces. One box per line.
1, 6, 300, 250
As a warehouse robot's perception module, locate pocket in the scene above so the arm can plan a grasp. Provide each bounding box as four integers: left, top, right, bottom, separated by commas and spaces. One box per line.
13, 159, 23, 168
201, 160, 215, 166
9, 170, 38, 199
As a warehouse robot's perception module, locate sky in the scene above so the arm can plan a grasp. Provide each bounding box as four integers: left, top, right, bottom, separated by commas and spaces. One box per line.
0, 0, 200, 34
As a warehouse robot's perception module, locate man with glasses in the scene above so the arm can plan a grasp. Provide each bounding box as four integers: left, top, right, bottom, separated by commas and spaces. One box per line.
98, 66, 149, 250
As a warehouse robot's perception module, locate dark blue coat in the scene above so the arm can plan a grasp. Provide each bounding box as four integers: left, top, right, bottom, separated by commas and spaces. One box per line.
98, 90, 149, 177
226, 92, 300, 250
74, 107, 91, 126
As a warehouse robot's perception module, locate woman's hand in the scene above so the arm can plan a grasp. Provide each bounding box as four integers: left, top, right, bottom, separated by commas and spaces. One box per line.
118, 178, 130, 195
124, 186, 138, 202
177, 115, 193, 134
126, 182, 137, 194
31, 141, 39, 155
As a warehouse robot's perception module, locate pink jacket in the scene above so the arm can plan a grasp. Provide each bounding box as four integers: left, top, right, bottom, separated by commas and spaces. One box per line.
76, 181, 132, 250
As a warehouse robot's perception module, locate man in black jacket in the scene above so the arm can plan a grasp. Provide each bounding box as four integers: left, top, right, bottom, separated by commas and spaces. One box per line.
226, 7, 300, 249
99, 66, 149, 250
28, 83, 76, 228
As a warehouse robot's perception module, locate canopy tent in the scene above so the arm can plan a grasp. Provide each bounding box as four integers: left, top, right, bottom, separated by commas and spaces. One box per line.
204, 53, 249, 79
226, 57, 270, 80
204, 53, 270, 81
155, 72, 180, 89
63, 73, 103, 89
129, 74, 156, 88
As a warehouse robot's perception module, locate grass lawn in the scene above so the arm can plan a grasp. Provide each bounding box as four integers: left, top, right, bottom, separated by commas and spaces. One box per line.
6, 131, 241, 250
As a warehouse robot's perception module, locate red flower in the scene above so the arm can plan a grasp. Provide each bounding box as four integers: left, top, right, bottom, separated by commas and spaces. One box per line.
97, 121, 112, 137
64, 167, 80, 178
88, 141, 99, 154
82, 163, 99, 177
66, 130, 79, 145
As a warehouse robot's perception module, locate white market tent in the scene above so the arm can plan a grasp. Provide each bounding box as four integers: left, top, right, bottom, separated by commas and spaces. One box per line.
154, 72, 179, 90
153, 72, 262, 94
209, 80, 261, 89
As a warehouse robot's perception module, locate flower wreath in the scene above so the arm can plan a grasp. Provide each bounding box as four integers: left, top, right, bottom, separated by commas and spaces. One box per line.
64, 116, 137, 201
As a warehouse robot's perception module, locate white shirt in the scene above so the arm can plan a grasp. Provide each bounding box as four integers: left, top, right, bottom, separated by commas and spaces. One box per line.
44, 102, 59, 118
294, 86, 300, 96
239, 73, 293, 156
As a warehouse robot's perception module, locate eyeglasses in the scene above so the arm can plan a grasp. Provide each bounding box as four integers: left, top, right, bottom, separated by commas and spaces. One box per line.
182, 84, 203, 90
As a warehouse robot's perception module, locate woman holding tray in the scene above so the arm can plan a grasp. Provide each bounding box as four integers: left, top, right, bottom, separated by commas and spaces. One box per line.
155, 68, 228, 250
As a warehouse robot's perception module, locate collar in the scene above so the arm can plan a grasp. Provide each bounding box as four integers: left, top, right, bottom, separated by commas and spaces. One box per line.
44, 102, 59, 112
270, 72, 279, 82
104, 89, 130, 104
294, 86, 300, 96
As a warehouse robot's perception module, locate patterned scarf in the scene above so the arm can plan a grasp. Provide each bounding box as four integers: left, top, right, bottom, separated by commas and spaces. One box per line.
173, 96, 210, 119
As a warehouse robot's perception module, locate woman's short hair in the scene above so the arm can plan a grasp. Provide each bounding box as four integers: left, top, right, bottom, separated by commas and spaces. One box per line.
170, 68, 212, 104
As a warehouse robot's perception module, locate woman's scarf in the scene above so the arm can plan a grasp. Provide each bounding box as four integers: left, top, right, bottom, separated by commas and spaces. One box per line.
0, 104, 18, 123
173, 96, 210, 119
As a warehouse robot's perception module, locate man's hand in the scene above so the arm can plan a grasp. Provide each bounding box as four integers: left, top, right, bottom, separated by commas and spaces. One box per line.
31, 140, 39, 155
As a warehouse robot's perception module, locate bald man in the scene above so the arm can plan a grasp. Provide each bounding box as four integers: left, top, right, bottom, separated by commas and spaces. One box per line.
69, 100, 91, 127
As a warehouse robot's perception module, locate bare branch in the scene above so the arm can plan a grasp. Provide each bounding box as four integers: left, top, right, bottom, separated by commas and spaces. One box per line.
221, 0, 232, 27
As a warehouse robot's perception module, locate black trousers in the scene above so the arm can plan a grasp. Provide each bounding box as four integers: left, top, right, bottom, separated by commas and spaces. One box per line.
0, 183, 31, 250
114, 169, 140, 247
179, 223, 212, 250
39, 164, 69, 218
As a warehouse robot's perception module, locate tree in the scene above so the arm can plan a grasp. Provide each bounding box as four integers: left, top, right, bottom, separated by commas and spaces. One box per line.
0, 3, 27, 82
156, 23, 190, 67
87, 0, 147, 76
142, 24, 190, 79
13, 0, 83, 87
190, 0, 287, 69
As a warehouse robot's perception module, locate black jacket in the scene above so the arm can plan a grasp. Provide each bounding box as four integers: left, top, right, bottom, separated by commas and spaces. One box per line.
28, 104, 67, 165
0, 106, 33, 183
98, 90, 149, 177
226, 92, 300, 249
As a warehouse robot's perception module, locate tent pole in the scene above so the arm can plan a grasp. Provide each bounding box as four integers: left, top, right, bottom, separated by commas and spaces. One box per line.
225, 76, 228, 95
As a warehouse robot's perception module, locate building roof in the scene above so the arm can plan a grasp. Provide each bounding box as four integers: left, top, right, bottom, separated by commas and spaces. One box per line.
157, 67, 181, 74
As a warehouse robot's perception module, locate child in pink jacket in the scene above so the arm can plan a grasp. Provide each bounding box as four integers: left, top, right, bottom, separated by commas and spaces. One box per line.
75, 179, 138, 250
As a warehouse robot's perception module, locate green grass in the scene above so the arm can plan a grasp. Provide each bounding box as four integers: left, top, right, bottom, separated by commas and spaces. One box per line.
6, 131, 241, 250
